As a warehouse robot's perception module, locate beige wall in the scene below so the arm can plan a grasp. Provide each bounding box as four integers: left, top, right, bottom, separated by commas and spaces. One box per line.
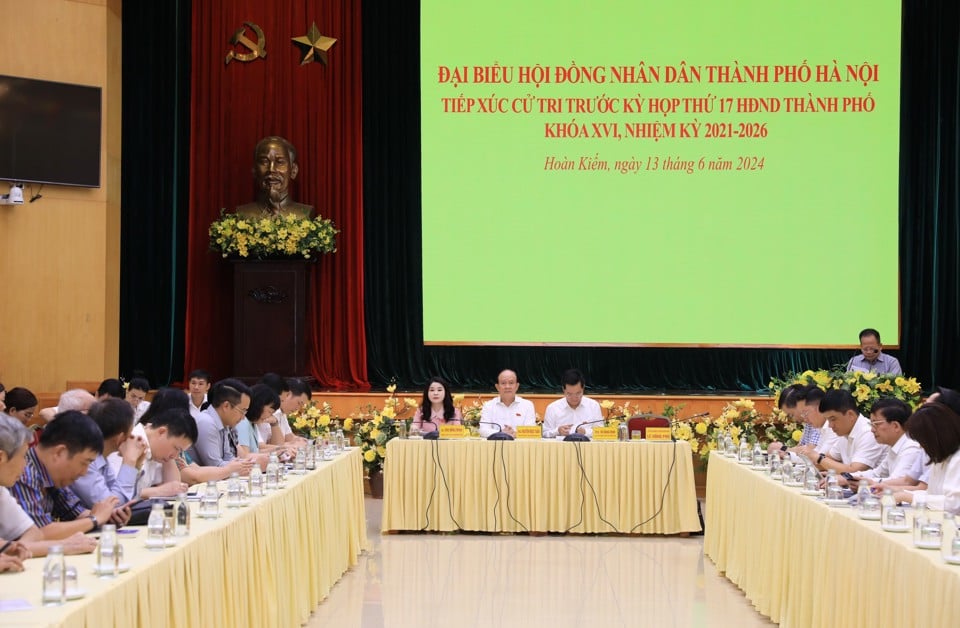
0, 0, 121, 392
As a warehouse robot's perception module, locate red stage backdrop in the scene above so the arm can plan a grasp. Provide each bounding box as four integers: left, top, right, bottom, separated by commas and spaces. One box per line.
184, 1, 367, 388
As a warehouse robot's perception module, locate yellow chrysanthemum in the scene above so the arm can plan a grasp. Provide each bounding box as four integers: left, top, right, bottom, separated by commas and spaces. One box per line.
319, 414, 331, 427
363, 449, 377, 462
377, 446, 387, 458
343, 418, 354, 431
695, 422, 709, 435
370, 429, 381, 441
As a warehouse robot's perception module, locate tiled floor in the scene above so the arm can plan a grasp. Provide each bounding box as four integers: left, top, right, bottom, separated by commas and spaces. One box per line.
305, 499, 776, 628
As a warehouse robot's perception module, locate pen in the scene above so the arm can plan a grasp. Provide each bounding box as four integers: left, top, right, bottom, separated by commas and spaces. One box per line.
0, 541, 12, 555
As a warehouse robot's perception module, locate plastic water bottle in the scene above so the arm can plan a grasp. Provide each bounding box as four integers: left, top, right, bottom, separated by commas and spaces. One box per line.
336, 428, 346, 451
199, 480, 220, 518
265, 453, 280, 490
856, 480, 871, 508
249, 466, 264, 497
175, 493, 190, 536
293, 448, 306, 474
825, 469, 842, 500
226, 473, 242, 508
752, 442, 763, 467
738, 438, 750, 463
147, 501, 166, 548
41, 545, 66, 606
942, 512, 960, 562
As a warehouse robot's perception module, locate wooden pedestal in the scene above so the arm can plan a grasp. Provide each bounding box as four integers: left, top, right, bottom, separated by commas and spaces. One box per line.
232, 260, 311, 379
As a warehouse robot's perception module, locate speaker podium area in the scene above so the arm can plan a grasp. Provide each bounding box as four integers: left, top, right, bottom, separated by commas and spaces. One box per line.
232, 259, 311, 379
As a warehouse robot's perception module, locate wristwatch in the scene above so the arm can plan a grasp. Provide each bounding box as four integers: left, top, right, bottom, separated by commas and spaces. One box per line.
88, 515, 100, 532
817, 453, 826, 464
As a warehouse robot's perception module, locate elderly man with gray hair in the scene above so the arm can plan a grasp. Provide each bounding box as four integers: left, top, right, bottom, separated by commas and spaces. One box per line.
0, 414, 96, 563
38, 388, 97, 423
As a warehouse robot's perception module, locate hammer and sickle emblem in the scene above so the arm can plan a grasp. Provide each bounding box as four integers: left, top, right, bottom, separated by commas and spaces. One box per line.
225, 22, 267, 65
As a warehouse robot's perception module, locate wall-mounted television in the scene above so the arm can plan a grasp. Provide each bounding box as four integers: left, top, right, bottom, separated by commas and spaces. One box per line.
0, 74, 102, 188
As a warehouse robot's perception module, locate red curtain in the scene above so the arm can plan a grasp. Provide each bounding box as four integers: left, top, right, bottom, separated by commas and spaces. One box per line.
184, 1, 368, 389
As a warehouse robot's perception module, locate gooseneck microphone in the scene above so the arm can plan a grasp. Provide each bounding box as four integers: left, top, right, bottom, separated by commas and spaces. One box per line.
477, 421, 514, 441
420, 419, 441, 440
563, 418, 607, 442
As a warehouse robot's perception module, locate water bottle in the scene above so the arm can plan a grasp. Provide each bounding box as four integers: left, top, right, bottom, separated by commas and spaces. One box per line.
305, 442, 317, 470
175, 493, 190, 536
199, 480, 220, 518
278, 458, 288, 487
265, 453, 280, 490
803, 465, 821, 494
914, 496, 941, 549
879, 488, 897, 524
724, 433, 736, 457
249, 466, 264, 497
856, 480, 871, 508
825, 469, 842, 500
96, 524, 119, 577
617, 422, 628, 441
293, 447, 306, 474
336, 428, 346, 451
226, 473, 242, 508
752, 442, 763, 468
147, 501, 166, 548
41, 545, 66, 606
780, 458, 793, 485
738, 438, 750, 463
942, 512, 960, 563
769, 454, 781, 479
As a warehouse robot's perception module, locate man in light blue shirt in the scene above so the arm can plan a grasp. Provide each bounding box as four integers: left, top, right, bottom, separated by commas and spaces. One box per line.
70, 399, 144, 518
187, 378, 252, 468
845, 328, 902, 374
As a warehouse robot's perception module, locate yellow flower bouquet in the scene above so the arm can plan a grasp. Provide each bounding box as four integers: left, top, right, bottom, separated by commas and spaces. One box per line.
351, 387, 418, 474
208, 210, 338, 259
288, 400, 336, 440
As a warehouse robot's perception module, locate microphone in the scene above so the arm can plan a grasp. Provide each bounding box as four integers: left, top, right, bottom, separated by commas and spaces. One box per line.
563, 418, 606, 442
477, 421, 514, 441
422, 419, 440, 440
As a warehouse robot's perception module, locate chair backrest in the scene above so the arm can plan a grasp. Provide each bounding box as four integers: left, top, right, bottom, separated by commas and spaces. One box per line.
625, 416, 670, 439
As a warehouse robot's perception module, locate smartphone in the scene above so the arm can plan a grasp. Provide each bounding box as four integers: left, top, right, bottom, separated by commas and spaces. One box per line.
841, 472, 855, 482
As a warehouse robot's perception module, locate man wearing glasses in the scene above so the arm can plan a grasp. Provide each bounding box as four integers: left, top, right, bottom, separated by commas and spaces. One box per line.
542, 369, 602, 439
850, 398, 924, 486
188, 379, 253, 471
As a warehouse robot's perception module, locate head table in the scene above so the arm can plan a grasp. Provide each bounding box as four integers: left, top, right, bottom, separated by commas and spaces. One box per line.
382, 438, 701, 535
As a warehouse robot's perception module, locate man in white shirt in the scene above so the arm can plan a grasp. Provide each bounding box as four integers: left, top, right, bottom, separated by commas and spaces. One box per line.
479, 369, 536, 438
852, 398, 924, 485
186, 369, 211, 414
813, 389, 886, 473
542, 369, 603, 438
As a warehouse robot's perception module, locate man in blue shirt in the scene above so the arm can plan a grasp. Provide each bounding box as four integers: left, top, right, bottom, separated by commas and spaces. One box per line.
845, 328, 902, 374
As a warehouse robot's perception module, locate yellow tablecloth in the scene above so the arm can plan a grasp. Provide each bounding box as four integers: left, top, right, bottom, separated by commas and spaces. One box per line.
705, 452, 960, 628
382, 439, 701, 534
0, 448, 369, 628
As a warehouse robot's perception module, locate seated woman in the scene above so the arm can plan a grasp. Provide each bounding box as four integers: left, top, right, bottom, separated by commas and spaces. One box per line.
896, 398, 960, 510
410, 377, 462, 435
3, 387, 40, 446
236, 384, 295, 469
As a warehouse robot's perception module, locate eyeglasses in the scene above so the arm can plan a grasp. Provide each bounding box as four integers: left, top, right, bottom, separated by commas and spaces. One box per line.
233, 405, 249, 415
870, 420, 889, 427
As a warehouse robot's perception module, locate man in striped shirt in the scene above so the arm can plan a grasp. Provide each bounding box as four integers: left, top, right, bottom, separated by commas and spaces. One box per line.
10, 411, 120, 539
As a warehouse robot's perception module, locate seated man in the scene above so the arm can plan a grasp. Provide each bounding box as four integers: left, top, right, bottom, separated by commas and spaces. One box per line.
542, 369, 603, 438
845, 328, 902, 375
186, 378, 254, 472
38, 388, 96, 423
789, 385, 840, 464
126, 377, 151, 422
851, 398, 924, 486
71, 399, 144, 515
186, 369, 211, 414
480, 369, 536, 438
768, 383, 820, 455
10, 411, 125, 540
111, 405, 197, 499
96, 378, 126, 400
260, 374, 310, 446
0, 415, 97, 562
810, 389, 886, 473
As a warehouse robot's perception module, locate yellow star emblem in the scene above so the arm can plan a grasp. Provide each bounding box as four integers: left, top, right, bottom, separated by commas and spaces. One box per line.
291, 22, 337, 66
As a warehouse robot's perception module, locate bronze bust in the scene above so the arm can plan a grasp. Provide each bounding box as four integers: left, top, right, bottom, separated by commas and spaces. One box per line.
235, 136, 313, 219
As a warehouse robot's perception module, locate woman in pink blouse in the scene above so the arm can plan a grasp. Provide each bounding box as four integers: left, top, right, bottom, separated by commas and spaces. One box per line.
411, 377, 462, 435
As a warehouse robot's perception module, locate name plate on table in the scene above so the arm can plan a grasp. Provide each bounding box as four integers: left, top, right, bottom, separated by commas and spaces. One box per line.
439, 425, 465, 439
646, 427, 673, 441
516, 426, 543, 439
591, 426, 617, 441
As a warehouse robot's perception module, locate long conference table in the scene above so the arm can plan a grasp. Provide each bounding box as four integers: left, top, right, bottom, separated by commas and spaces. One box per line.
0, 448, 369, 628
382, 438, 701, 534
705, 452, 960, 628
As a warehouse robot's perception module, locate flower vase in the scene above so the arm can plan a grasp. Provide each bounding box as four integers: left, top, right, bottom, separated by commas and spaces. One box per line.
368, 469, 384, 499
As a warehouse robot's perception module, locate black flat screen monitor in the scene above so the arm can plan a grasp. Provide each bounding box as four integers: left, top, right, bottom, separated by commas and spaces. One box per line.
0, 74, 102, 188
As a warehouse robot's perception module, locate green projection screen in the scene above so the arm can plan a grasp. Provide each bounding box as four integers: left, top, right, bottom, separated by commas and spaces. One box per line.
421, 0, 901, 347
